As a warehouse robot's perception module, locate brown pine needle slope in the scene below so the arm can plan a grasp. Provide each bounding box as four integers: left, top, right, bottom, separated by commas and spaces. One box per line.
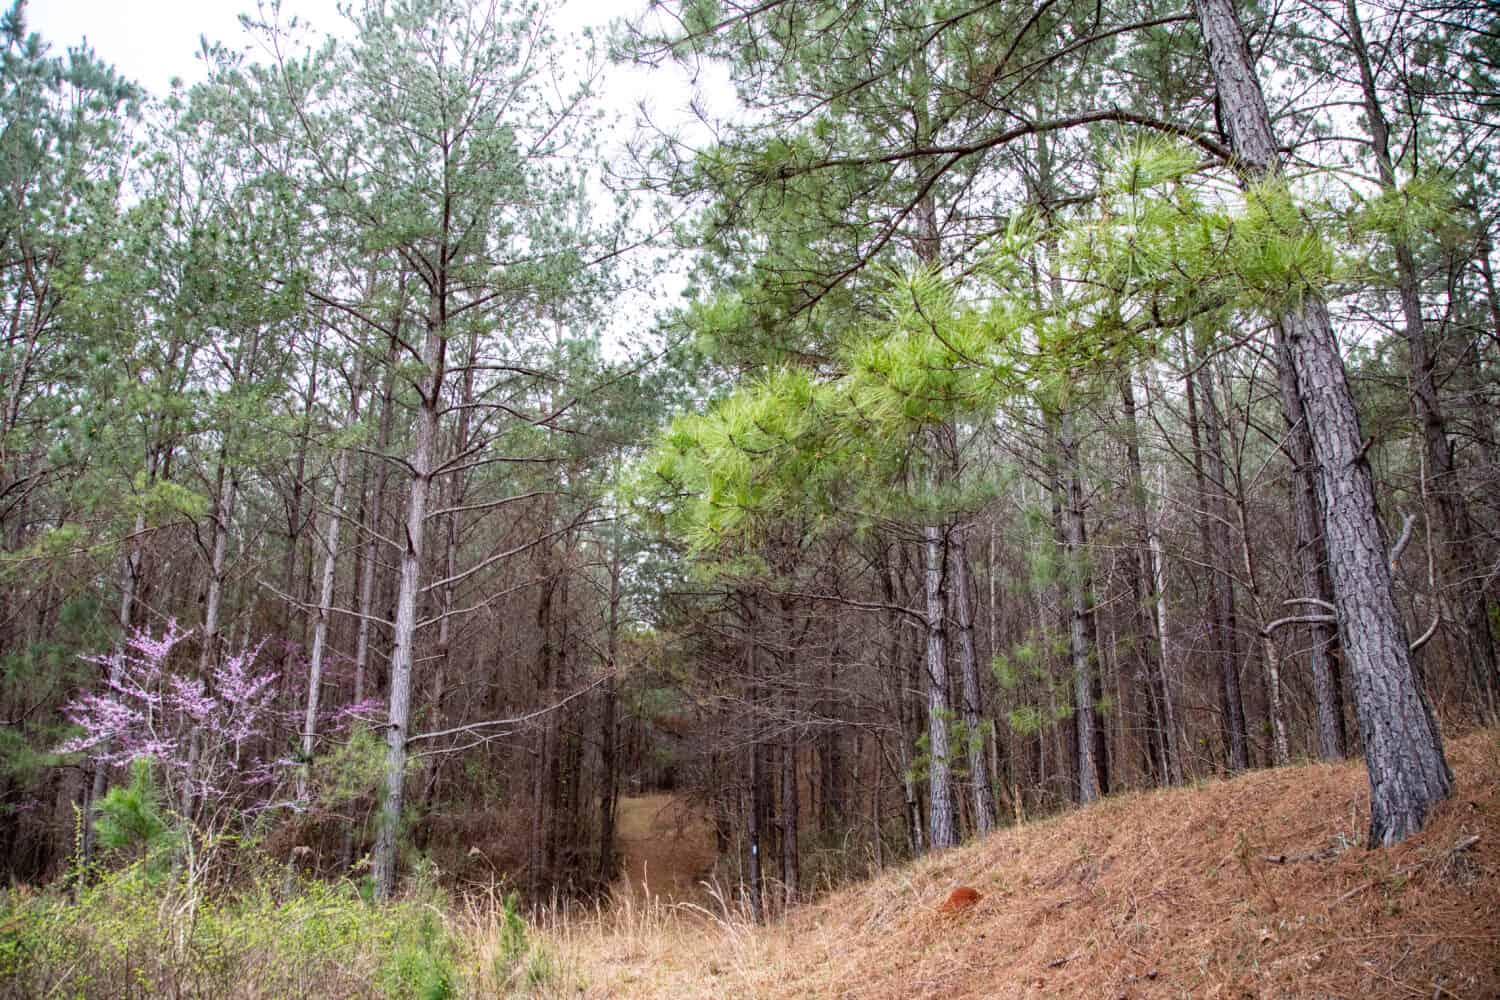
526, 730, 1500, 998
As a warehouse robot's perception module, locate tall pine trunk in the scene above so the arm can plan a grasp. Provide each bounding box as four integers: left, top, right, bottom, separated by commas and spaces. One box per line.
1193, 0, 1452, 844
1343, 0, 1497, 717
1057, 410, 1101, 803
372, 304, 445, 898
1193, 354, 1249, 770
1120, 374, 1180, 783
299, 366, 363, 801
1275, 338, 1347, 758
922, 522, 956, 849
950, 531, 995, 834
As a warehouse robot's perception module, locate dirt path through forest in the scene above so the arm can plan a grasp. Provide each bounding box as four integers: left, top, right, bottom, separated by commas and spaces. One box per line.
612, 793, 717, 904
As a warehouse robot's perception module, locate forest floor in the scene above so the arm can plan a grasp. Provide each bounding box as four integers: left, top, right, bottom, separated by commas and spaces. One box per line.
612, 793, 719, 905
529, 729, 1500, 998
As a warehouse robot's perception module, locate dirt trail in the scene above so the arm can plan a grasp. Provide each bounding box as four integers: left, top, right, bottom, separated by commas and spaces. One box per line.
612, 793, 717, 903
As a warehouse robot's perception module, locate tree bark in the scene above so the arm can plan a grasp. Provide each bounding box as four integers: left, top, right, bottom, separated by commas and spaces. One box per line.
781, 735, 799, 907
1343, 0, 1498, 718
372, 304, 445, 899
950, 529, 996, 834
1057, 410, 1102, 803
354, 324, 403, 706
299, 363, 362, 801
1194, 355, 1249, 770
596, 530, 622, 883
922, 522, 956, 848
1193, 0, 1452, 843
1120, 373, 1180, 783
1274, 336, 1347, 759
747, 735, 766, 923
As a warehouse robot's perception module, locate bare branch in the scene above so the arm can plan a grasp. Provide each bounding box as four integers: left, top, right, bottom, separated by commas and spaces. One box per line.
1409, 613, 1441, 653
406, 673, 610, 747
1284, 596, 1337, 613
1263, 613, 1338, 635
1388, 510, 1417, 574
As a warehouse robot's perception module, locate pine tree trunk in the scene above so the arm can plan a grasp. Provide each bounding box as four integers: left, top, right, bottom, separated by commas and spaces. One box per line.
1343, 0, 1498, 717
1193, 0, 1452, 844
747, 734, 765, 923
781, 736, 799, 907
596, 532, 622, 883
1119, 374, 1180, 783
950, 530, 995, 833
1236, 487, 1291, 766
298, 443, 351, 801
282, 330, 322, 660
354, 332, 402, 706
1195, 359, 1249, 770
372, 308, 444, 899
922, 523, 956, 849
1057, 410, 1101, 803
1275, 337, 1348, 758
199, 459, 237, 677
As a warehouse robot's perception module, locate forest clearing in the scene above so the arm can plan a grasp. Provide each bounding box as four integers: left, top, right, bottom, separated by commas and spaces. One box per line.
3, 0, 1500, 994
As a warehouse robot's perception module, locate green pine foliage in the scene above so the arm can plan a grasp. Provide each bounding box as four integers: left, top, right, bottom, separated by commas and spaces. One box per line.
92, 757, 179, 871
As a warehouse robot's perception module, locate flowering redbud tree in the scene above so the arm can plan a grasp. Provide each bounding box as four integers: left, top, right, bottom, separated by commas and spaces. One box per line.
59, 622, 284, 822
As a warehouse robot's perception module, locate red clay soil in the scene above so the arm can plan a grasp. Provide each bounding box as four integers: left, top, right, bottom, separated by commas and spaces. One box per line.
712, 729, 1500, 999
936, 887, 983, 915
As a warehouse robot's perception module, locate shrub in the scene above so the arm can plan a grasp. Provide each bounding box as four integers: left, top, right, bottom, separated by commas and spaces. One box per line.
0, 865, 471, 999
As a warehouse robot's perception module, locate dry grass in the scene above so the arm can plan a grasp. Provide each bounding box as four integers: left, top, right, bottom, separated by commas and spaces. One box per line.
492, 729, 1500, 999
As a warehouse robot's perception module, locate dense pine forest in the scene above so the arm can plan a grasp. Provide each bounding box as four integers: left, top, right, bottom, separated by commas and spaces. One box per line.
1, 0, 1497, 991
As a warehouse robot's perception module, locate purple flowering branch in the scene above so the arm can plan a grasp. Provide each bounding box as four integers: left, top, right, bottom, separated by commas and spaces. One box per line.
58, 624, 284, 815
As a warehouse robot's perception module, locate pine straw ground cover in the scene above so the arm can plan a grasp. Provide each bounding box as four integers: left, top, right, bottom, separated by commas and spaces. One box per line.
526, 729, 1500, 999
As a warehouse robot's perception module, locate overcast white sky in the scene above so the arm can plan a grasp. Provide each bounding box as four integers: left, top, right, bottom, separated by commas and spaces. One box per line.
30, 0, 632, 92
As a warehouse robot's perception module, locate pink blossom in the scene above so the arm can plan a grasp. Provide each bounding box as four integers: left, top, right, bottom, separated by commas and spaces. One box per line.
57, 625, 288, 817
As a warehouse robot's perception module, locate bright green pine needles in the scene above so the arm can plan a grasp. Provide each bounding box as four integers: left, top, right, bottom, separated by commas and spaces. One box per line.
637, 141, 1411, 564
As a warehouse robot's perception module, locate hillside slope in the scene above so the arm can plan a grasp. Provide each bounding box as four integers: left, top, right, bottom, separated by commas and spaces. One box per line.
546, 730, 1499, 998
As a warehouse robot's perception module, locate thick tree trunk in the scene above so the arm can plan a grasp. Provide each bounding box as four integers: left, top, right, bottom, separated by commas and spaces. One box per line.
922, 523, 955, 849
371, 309, 444, 899
1275, 338, 1348, 759
1193, 0, 1452, 843
1343, 0, 1498, 717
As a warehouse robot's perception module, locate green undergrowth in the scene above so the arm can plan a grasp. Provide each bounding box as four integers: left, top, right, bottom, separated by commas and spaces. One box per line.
0, 860, 557, 999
